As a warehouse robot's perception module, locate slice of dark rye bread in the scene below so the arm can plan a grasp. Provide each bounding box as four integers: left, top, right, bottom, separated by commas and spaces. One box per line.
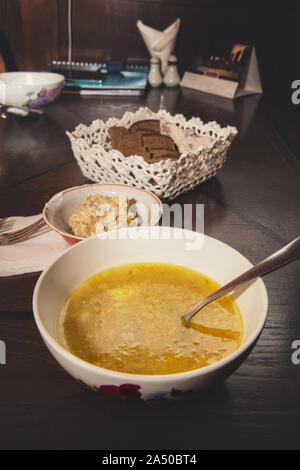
108, 127, 129, 149
142, 134, 176, 151
145, 147, 180, 163
108, 126, 153, 146
129, 119, 160, 134
134, 128, 158, 136
118, 145, 149, 158
114, 134, 145, 157
108, 121, 181, 162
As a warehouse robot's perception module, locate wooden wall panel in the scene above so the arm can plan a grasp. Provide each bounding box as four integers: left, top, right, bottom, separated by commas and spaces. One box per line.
19, 0, 59, 70
0, 0, 58, 71
0, 0, 298, 91
56, 0, 267, 70
0, 0, 25, 69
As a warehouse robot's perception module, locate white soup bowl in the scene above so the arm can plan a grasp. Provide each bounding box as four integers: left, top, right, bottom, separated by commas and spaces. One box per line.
32, 227, 268, 401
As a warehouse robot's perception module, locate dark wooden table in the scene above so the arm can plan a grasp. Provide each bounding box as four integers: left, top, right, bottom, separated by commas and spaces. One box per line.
0, 87, 299, 450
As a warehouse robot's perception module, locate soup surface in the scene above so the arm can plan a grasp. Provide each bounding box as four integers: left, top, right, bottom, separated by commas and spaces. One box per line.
57, 262, 243, 374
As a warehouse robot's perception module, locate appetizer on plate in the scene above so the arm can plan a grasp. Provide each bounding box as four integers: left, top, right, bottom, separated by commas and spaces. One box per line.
69, 194, 140, 238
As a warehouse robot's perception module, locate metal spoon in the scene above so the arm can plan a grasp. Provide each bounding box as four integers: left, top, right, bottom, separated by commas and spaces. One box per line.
183, 235, 300, 326
0, 104, 44, 118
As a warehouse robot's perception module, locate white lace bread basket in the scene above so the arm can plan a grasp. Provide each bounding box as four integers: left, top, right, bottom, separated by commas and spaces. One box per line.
66, 107, 237, 200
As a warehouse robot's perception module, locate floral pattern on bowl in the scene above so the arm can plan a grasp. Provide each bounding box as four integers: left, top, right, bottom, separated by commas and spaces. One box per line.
22, 84, 62, 109
78, 379, 197, 402
78, 380, 144, 401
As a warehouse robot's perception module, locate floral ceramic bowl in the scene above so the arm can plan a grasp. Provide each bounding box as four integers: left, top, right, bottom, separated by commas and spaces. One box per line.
32, 227, 268, 401
0, 72, 64, 109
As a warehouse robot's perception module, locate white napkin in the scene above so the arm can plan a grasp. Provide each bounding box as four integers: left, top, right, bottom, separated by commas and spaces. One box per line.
0, 214, 70, 277
137, 18, 181, 74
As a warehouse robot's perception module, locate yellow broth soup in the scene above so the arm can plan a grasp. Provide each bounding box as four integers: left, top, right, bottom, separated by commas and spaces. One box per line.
57, 262, 243, 375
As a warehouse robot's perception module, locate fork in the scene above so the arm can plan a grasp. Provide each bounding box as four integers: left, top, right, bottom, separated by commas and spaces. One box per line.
0, 217, 15, 233
0, 218, 46, 245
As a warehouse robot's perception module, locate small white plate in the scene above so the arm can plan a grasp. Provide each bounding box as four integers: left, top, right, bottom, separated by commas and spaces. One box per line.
43, 183, 163, 244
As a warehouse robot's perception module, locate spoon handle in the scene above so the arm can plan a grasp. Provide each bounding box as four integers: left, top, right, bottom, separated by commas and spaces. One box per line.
183, 236, 300, 325
0, 104, 44, 118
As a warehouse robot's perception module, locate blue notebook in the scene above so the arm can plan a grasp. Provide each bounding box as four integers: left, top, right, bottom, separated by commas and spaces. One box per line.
48, 62, 148, 95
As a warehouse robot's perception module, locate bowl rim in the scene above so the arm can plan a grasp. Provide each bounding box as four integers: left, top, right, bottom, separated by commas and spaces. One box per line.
32, 228, 269, 382
0, 71, 65, 86
42, 182, 163, 241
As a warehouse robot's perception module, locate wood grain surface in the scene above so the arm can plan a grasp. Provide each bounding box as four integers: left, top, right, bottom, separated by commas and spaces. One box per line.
0, 88, 299, 450
0, 1, 299, 91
